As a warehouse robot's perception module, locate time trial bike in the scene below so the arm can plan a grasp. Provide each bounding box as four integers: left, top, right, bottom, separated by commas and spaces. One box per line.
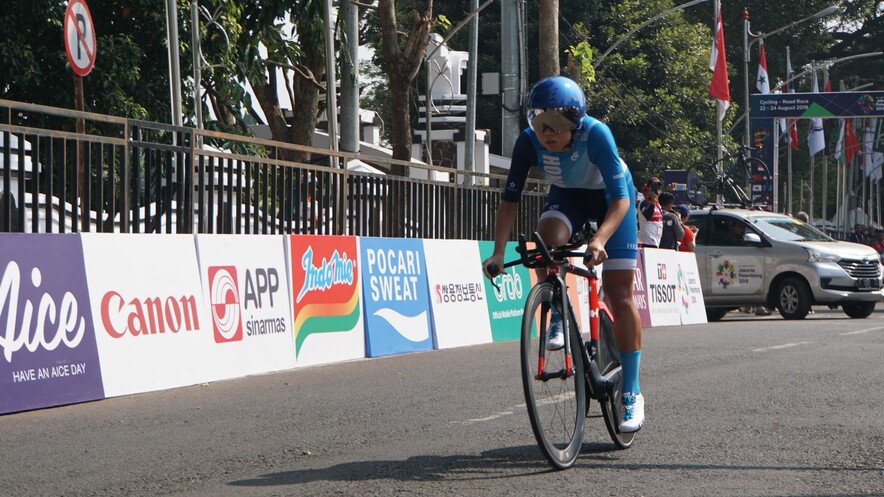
487, 229, 635, 469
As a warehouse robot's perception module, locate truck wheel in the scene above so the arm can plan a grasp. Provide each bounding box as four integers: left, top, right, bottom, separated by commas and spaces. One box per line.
842, 302, 876, 319
776, 277, 812, 320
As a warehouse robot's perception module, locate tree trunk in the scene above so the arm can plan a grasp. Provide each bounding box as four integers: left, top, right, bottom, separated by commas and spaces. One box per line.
538, 0, 560, 77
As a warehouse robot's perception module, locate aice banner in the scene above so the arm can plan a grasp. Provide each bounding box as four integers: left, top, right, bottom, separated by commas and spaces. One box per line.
0, 234, 105, 414
424, 239, 493, 348
360, 237, 434, 357
289, 235, 365, 367
81, 234, 213, 397
632, 251, 653, 328
196, 235, 296, 375
479, 241, 531, 342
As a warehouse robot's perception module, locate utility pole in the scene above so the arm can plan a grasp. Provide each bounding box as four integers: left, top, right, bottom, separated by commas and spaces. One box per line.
340, 0, 360, 154
538, 0, 559, 77
464, 0, 479, 179
500, 0, 521, 157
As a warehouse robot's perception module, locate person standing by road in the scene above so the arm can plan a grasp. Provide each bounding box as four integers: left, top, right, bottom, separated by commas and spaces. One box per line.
637, 178, 663, 248
674, 204, 696, 252
481, 76, 645, 433
658, 192, 684, 250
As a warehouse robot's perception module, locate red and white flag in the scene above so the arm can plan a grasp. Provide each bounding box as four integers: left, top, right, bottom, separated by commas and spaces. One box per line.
708, 10, 730, 121
756, 40, 770, 94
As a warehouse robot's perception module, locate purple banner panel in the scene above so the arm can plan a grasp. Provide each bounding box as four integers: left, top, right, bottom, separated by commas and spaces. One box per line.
0, 234, 104, 414
633, 250, 652, 328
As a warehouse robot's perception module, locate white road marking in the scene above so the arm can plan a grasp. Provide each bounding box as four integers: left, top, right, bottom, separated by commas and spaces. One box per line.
752, 341, 811, 353
839, 326, 884, 336
454, 392, 576, 425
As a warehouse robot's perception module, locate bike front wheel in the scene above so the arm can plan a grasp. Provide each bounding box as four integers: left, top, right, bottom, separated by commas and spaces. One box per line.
521, 281, 586, 469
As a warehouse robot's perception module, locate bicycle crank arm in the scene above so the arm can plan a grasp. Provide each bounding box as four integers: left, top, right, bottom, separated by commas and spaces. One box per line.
585, 359, 621, 399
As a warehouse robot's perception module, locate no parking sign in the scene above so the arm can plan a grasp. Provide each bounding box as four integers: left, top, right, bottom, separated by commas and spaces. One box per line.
64, 0, 97, 77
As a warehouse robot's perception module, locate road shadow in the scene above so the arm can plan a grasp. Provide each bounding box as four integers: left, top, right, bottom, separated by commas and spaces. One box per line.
229, 442, 621, 487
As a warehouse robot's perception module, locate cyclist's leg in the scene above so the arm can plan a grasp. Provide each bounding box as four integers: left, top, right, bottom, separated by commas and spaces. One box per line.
594, 188, 644, 432
536, 185, 580, 280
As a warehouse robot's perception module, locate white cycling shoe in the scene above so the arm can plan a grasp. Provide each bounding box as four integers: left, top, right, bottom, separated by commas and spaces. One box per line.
546, 312, 564, 351
620, 392, 645, 433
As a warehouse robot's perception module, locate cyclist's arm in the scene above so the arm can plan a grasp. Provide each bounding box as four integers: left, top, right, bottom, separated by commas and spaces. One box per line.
485, 132, 534, 276
491, 200, 519, 257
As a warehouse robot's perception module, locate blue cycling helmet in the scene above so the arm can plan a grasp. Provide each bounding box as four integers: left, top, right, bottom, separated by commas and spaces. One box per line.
526, 76, 587, 133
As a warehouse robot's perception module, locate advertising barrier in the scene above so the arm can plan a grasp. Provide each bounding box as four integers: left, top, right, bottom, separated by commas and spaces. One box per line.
195, 235, 296, 375
424, 239, 493, 349
479, 241, 532, 342
1, 234, 708, 415
0, 234, 105, 414
81, 234, 215, 397
289, 235, 365, 367
360, 237, 434, 357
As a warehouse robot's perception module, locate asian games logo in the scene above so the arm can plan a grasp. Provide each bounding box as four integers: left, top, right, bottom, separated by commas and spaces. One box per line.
715, 260, 736, 289
208, 266, 243, 343
676, 264, 690, 310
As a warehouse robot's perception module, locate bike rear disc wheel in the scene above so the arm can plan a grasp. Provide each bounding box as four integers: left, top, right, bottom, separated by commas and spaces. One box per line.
521, 282, 586, 469
595, 309, 636, 449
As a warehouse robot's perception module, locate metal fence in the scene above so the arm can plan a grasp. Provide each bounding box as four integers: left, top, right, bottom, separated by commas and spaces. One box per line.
0, 99, 547, 240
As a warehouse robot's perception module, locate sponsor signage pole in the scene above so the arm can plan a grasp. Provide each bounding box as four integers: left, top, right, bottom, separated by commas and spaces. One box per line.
63, 0, 97, 227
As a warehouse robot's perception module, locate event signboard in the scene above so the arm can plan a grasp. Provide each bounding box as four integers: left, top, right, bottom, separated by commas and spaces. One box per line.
81, 234, 214, 397
478, 241, 531, 342
289, 235, 365, 367
0, 234, 104, 414
424, 239, 493, 348
360, 237, 434, 357
195, 235, 296, 375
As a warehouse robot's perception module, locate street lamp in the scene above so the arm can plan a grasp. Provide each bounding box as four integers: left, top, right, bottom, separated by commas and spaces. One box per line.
742, 5, 839, 148
773, 52, 884, 92
593, 0, 710, 69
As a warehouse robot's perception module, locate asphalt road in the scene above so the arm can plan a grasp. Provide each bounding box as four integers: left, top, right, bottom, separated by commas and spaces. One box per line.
2, 309, 883, 497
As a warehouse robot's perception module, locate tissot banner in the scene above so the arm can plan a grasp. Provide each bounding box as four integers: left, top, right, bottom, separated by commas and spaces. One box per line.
0, 234, 104, 414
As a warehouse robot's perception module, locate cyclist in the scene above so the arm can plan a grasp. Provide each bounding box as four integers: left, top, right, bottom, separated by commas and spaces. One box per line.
482, 76, 644, 433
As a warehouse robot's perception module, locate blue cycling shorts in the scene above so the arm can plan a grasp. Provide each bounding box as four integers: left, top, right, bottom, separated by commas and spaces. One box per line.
540, 185, 638, 270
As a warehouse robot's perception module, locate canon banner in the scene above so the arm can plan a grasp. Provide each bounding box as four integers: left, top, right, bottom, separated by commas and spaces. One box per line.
81, 234, 214, 397
0, 234, 104, 414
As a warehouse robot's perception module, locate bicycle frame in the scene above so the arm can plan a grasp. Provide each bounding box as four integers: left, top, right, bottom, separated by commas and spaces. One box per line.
519, 233, 620, 401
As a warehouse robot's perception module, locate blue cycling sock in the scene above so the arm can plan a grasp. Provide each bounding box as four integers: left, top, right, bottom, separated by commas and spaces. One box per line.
620, 350, 641, 395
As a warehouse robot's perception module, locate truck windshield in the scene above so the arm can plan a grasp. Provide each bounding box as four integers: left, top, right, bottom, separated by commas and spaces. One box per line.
752, 217, 832, 242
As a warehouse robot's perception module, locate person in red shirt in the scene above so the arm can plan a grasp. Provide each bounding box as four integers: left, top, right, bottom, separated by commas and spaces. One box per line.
673, 204, 696, 252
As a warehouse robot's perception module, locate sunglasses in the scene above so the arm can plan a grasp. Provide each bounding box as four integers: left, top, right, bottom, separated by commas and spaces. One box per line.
528, 108, 579, 134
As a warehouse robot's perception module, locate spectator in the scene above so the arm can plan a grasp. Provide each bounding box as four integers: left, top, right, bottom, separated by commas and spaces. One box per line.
658, 192, 684, 250
871, 230, 884, 254
848, 224, 868, 244
637, 177, 663, 248
795, 211, 809, 223
673, 204, 696, 252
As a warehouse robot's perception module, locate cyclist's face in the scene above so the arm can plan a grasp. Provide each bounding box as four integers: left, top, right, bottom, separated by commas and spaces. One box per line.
538, 126, 573, 153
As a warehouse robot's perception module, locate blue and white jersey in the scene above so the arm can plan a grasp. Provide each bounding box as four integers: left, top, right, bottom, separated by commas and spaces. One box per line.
502, 115, 633, 203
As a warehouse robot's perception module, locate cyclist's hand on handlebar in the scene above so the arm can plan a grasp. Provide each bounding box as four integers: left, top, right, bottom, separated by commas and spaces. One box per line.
482, 255, 504, 279
584, 238, 608, 268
